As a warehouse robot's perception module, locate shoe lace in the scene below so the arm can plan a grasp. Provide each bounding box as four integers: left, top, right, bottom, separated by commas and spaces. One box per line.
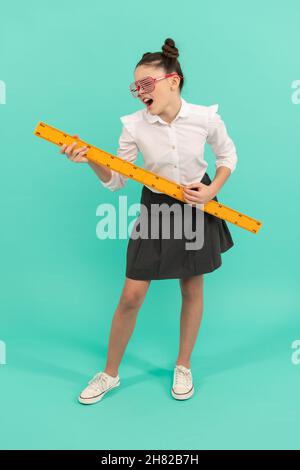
175, 366, 192, 387
88, 372, 109, 392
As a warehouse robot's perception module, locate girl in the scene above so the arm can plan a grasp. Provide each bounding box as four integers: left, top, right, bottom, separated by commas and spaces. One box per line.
60, 38, 238, 404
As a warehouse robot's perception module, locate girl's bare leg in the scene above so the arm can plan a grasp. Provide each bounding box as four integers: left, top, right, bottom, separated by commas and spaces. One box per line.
104, 277, 151, 377
176, 274, 204, 369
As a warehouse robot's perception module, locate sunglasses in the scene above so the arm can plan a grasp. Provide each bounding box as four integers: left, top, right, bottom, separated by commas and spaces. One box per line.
129, 73, 184, 98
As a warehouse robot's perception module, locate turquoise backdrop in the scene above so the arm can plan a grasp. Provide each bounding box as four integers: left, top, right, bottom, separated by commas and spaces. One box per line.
0, 0, 299, 450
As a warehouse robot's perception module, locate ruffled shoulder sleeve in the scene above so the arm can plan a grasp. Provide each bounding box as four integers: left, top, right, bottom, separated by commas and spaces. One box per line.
120, 112, 140, 139
206, 103, 238, 174
207, 104, 219, 123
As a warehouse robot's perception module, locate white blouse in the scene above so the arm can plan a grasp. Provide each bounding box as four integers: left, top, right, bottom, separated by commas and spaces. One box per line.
101, 97, 238, 193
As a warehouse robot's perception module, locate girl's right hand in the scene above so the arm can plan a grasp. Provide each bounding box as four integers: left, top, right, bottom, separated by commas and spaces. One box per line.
60, 134, 89, 163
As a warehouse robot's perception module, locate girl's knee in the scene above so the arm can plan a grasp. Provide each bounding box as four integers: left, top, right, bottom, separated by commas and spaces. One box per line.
180, 275, 203, 298
119, 289, 146, 311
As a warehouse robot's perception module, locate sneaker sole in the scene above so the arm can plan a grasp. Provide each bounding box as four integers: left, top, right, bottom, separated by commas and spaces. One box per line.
78, 380, 121, 405
171, 385, 194, 400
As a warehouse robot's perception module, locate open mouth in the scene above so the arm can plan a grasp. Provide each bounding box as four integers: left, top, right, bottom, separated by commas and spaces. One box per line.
143, 98, 154, 108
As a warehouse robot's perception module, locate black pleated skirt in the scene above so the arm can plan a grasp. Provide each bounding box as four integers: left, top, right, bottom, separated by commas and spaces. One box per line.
126, 172, 234, 280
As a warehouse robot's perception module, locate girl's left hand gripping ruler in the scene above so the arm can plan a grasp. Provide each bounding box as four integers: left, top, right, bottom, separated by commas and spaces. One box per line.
34, 121, 263, 234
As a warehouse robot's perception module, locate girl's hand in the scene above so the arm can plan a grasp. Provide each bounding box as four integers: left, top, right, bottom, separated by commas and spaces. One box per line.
60, 134, 89, 163
182, 182, 216, 205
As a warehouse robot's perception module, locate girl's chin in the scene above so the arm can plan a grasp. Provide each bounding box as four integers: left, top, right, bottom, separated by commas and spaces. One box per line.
147, 103, 156, 112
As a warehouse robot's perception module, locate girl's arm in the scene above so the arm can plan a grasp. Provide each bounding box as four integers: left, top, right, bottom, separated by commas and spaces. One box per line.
206, 105, 238, 193
88, 162, 112, 183
209, 166, 231, 195
60, 135, 113, 184
96, 125, 139, 192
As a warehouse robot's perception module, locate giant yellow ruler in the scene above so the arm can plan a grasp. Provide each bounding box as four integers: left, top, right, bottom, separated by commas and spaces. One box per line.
34, 122, 263, 234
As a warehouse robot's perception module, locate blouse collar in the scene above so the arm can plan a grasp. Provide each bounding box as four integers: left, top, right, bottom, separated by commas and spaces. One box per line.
144, 97, 189, 125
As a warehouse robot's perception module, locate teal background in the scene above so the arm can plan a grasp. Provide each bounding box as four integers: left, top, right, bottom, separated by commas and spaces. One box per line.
1, 0, 300, 450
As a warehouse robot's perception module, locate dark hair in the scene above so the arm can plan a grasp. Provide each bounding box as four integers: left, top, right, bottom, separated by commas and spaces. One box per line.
135, 38, 184, 93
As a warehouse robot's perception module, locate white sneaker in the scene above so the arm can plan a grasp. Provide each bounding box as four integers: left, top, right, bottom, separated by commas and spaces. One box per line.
78, 371, 120, 405
171, 364, 194, 400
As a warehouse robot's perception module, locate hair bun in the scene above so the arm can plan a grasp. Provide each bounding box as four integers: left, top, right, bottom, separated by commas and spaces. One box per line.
162, 38, 179, 59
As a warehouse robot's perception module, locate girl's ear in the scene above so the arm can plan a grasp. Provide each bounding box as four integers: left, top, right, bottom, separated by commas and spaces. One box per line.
171, 76, 180, 88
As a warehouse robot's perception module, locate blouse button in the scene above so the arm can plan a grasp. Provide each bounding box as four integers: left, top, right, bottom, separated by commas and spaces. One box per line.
172, 145, 175, 149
